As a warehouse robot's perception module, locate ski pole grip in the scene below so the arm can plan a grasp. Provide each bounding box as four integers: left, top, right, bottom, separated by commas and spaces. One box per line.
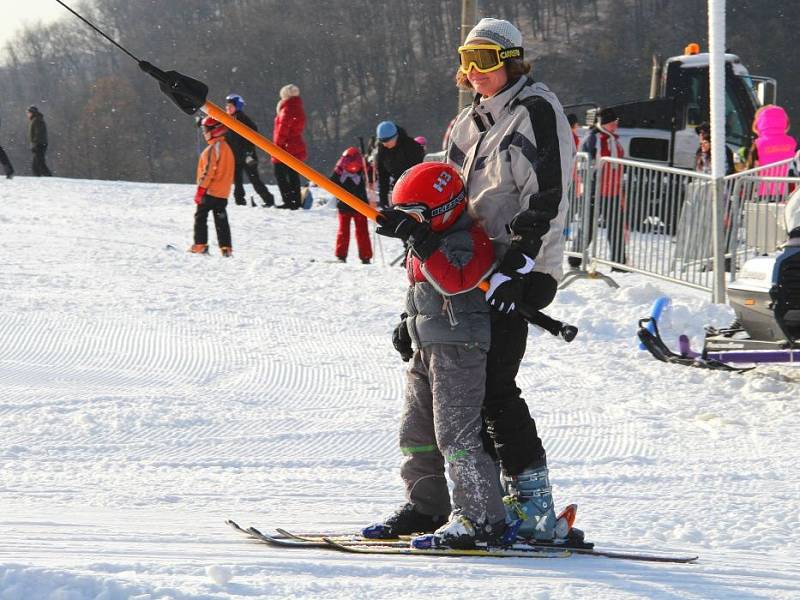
476, 280, 577, 342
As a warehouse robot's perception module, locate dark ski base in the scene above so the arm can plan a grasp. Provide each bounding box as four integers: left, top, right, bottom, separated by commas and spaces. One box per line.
227, 521, 698, 563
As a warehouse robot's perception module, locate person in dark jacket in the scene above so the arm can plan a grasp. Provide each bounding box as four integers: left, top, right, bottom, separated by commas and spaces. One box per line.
0, 117, 13, 179
272, 84, 307, 210
331, 147, 373, 264
375, 121, 425, 209
224, 94, 275, 207
27, 106, 51, 177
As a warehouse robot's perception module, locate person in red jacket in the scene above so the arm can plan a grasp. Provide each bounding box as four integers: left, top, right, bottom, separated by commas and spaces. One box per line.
272, 84, 307, 210
576, 107, 626, 269
331, 147, 373, 264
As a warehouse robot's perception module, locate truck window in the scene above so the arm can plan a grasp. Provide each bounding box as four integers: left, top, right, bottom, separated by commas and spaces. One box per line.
629, 138, 669, 162
725, 75, 756, 148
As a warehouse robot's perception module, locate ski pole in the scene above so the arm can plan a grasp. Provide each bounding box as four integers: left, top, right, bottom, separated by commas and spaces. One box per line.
55, 0, 577, 342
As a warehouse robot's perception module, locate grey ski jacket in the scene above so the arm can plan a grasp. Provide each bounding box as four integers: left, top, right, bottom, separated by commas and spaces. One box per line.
446, 76, 574, 281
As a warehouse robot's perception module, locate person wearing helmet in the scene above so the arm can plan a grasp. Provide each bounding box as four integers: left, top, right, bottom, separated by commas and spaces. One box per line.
190, 117, 235, 256
331, 147, 373, 264
447, 18, 575, 543
374, 120, 425, 209
224, 94, 275, 207
363, 162, 505, 550
27, 106, 51, 177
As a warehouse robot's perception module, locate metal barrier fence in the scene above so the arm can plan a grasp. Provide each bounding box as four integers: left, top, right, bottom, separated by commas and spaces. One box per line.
562, 150, 800, 299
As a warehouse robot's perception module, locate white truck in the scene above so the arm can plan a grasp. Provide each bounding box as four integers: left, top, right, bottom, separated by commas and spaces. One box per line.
574, 43, 775, 169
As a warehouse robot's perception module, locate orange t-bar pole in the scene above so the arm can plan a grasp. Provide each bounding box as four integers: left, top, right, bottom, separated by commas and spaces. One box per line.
206, 102, 488, 290
203, 102, 380, 221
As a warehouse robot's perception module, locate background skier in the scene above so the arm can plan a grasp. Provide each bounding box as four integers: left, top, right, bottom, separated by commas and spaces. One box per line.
0, 116, 13, 179
331, 146, 373, 264
224, 94, 275, 207
374, 120, 425, 209
190, 116, 235, 257
272, 84, 307, 210
27, 106, 51, 177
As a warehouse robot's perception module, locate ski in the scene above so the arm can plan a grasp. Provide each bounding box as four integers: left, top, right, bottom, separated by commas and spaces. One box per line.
320, 537, 570, 558
229, 521, 698, 563
276, 528, 699, 563
226, 520, 329, 548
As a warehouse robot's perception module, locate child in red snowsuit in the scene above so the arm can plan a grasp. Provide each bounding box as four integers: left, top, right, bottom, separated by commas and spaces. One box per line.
331, 147, 373, 264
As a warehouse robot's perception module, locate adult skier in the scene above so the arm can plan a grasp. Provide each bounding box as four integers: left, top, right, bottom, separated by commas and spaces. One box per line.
374, 121, 425, 209
446, 18, 575, 542
272, 84, 307, 210
27, 106, 51, 176
224, 94, 275, 207
0, 117, 13, 179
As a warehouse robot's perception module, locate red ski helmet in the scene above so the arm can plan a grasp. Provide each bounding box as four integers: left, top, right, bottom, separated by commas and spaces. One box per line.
338, 146, 363, 174
201, 116, 226, 137
391, 163, 467, 232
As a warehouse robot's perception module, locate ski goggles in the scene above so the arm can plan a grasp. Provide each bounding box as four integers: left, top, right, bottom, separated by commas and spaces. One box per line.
458, 44, 524, 74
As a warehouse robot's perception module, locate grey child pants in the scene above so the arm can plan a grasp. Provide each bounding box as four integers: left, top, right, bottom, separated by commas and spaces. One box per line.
399, 343, 505, 525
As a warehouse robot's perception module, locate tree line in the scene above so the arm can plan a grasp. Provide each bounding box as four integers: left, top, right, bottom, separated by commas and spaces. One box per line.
0, 0, 795, 183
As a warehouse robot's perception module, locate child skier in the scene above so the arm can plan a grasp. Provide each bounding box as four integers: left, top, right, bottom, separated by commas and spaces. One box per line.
190, 116, 235, 257
331, 147, 373, 264
362, 162, 506, 549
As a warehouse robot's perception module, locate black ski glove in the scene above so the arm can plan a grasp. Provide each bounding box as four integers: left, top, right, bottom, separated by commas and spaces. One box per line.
484, 246, 536, 314
376, 209, 441, 261
392, 314, 414, 362
408, 223, 442, 261
376, 208, 418, 240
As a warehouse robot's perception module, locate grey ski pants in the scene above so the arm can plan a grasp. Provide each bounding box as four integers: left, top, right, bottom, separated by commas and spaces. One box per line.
399, 343, 505, 525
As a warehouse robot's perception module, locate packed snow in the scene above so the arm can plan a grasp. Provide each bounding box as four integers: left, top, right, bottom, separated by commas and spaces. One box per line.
1, 176, 798, 599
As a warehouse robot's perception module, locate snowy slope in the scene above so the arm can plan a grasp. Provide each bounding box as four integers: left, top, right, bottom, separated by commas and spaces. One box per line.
1, 176, 798, 599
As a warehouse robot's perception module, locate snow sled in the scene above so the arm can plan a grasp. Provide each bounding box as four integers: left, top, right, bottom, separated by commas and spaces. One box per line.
301, 186, 314, 210
639, 188, 800, 371
638, 250, 800, 371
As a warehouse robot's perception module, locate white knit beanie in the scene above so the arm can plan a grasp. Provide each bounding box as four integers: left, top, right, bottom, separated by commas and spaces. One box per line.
464, 17, 522, 48
280, 84, 300, 100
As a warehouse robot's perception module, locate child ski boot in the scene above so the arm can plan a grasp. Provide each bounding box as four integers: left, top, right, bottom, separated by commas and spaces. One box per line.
361, 502, 447, 539
220, 246, 233, 257
189, 243, 209, 254
411, 512, 506, 550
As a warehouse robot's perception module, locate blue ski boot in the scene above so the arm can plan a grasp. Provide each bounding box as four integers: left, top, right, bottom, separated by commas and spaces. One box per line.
503, 465, 558, 541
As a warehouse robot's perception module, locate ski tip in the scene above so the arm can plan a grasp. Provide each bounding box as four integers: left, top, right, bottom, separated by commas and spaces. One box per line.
556, 503, 578, 529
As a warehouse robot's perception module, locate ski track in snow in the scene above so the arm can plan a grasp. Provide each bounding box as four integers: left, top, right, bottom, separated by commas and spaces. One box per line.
1, 177, 799, 599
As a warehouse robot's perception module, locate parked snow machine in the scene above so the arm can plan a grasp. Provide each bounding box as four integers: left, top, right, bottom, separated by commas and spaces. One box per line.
638, 188, 800, 370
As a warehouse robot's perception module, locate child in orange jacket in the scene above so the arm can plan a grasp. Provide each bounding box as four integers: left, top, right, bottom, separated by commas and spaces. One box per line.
191, 116, 235, 256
